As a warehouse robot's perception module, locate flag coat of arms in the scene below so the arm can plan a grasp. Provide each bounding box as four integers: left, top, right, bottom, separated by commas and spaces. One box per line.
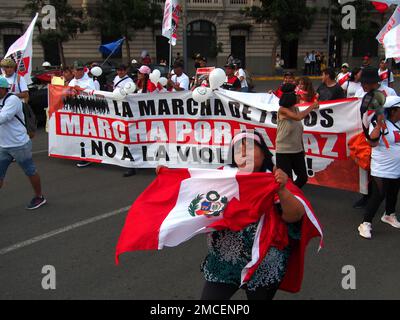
116, 168, 323, 293
5, 13, 39, 86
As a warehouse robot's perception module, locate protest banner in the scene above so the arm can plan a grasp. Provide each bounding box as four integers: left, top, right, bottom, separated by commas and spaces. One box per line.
48, 85, 364, 193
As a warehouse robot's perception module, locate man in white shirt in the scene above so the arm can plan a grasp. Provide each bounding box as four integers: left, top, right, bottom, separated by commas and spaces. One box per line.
0, 76, 46, 210
113, 64, 134, 90
234, 60, 249, 92
354, 67, 397, 98
378, 59, 395, 88
167, 62, 189, 91
336, 63, 351, 90
68, 61, 96, 90
1, 58, 29, 102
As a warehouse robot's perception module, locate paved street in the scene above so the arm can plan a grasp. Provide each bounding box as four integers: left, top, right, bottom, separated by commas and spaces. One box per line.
0, 81, 399, 300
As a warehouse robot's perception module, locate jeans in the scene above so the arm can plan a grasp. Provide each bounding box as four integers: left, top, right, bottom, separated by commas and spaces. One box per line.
0, 140, 37, 180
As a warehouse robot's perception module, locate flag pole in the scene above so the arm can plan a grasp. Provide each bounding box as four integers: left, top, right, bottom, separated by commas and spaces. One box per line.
101, 37, 125, 67
169, 39, 173, 72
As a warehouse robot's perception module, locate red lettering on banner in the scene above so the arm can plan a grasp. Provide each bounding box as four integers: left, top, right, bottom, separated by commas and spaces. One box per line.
303, 132, 346, 160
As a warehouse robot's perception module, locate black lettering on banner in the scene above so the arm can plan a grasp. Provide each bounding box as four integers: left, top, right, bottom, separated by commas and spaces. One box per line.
80, 142, 86, 158
187, 98, 199, 116
138, 100, 156, 116
259, 110, 268, 124
201, 101, 212, 116
199, 147, 213, 163
307, 158, 315, 177
142, 146, 149, 161
271, 111, 278, 125
105, 142, 117, 158
242, 105, 252, 121
177, 146, 191, 161
158, 99, 171, 116
214, 99, 226, 116
304, 111, 318, 127
122, 147, 135, 161
172, 99, 184, 115
229, 101, 241, 118
92, 140, 103, 156
320, 109, 334, 128
122, 101, 134, 118
113, 101, 122, 116
155, 145, 170, 161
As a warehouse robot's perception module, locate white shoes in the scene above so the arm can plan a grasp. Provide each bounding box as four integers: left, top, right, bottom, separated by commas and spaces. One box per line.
358, 222, 372, 239
381, 213, 400, 229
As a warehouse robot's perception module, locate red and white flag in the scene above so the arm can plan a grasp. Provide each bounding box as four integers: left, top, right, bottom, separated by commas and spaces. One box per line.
162, 0, 181, 46
5, 13, 38, 85
116, 168, 323, 292
383, 24, 400, 58
370, 0, 400, 12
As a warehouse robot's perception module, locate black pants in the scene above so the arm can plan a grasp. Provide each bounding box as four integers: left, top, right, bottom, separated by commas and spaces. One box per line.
201, 281, 279, 301
276, 152, 308, 189
364, 177, 400, 223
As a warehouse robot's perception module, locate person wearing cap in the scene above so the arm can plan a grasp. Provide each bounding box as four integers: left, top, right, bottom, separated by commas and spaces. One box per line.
221, 64, 241, 91
336, 63, 351, 89
354, 66, 397, 98
378, 58, 395, 88
167, 62, 190, 91
316, 68, 346, 101
234, 60, 249, 93
136, 65, 161, 93
358, 96, 400, 239
113, 64, 134, 91
361, 55, 371, 69
0, 58, 29, 102
0, 76, 46, 210
68, 61, 96, 91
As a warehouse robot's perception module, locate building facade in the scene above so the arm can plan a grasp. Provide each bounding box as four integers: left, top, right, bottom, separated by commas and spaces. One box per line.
0, 0, 388, 75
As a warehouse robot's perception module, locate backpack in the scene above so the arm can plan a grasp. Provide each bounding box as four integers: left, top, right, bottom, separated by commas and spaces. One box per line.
1, 93, 37, 139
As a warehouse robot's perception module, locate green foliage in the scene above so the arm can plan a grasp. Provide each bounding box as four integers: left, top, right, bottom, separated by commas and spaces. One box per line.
89, 0, 162, 40
241, 0, 316, 43
188, 194, 203, 217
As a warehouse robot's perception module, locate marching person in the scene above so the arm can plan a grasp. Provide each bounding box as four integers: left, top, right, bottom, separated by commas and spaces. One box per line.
167, 62, 190, 92
62, 66, 74, 85
113, 64, 134, 90
0, 76, 46, 210
378, 58, 395, 88
234, 60, 249, 93
343, 67, 362, 98
317, 68, 346, 101
270, 72, 296, 98
296, 77, 318, 104
136, 65, 160, 93
354, 67, 397, 98
0, 58, 29, 102
221, 63, 241, 91
358, 96, 400, 239
276, 83, 319, 189
336, 63, 351, 89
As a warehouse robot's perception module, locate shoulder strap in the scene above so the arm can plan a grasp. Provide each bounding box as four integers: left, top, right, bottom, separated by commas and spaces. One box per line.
0, 93, 13, 107
114, 76, 129, 88
388, 119, 400, 131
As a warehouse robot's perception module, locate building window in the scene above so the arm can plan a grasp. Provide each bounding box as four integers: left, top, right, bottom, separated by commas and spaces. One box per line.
187, 20, 217, 59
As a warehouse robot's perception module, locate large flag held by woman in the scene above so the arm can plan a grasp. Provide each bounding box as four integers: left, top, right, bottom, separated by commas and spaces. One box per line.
116, 168, 323, 293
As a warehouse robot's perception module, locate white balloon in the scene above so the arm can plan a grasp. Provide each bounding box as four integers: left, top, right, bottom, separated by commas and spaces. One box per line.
158, 77, 168, 87
113, 88, 127, 100
124, 82, 136, 94
90, 66, 103, 77
209, 68, 226, 90
149, 69, 161, 85
192, 86, 212, 103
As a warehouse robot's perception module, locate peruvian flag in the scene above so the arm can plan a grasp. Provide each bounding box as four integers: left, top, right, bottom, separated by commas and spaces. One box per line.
116, 168, 323, 293
383, 23, 400, 58
337, 72, 351, 87
162, 0, 181, 46
5, 13, 38, 85
370, 1, 400, 12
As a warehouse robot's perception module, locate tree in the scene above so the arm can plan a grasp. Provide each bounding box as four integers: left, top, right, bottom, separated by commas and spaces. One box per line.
323, 0, 380, 63
89, 0, 162, 64
24, 0, 87, 66
241, 0, 316, 74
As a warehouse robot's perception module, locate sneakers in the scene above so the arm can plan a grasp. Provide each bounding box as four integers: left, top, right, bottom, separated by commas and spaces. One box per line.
77, 161, 92, 168
381, 213, 400, 229
26, 196, 47, 210
358, 222, 372, 239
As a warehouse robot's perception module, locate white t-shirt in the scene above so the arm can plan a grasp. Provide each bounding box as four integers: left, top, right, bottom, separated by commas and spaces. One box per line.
355, 85, 398, 98
171, 73, 190, 91
345, 81, 362, 98
378, 69, 395, 88
337, 72, 351, 89
94, 80, 101, 91
113, 76, 134, 90
0, 94, 29, 148
235, 69, 248, 88
370, 121, 400, 179
4, 74, 28, 94
68, 77, 96, 90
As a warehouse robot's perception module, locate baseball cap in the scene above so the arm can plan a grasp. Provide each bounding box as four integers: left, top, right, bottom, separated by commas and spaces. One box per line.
383, 96, 400, 109
0, 76, 9, 89
138, 65, 151, 74
0, 58, 16, 68
73, 60, 85, 69
342, 63, 349, 68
